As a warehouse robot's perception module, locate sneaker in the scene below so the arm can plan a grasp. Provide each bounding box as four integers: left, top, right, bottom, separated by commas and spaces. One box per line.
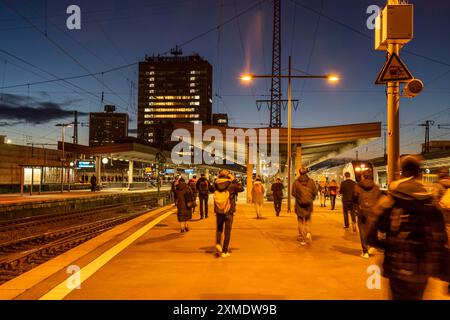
185, 227, 190, 232
221, 252, 231, 258
361, 253, 370, 259
180, 229, 185, 233
215, 244, 223, 256
306, 233, 312, 243
368, 247, 376, 255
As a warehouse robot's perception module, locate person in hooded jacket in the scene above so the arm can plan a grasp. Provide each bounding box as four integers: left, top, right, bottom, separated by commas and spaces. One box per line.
292, 167, 318, 245
328, 179, 339, 210
370, 155, 449, 300
252, 177, 265, 219
174, 177, 194, 233
353, 169, 382, 258
213, 169, 244, 258
271, 178, 284, 216
196, 173, 211, 219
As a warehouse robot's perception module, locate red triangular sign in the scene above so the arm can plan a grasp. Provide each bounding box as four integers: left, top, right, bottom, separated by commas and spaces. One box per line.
375, 52, 414, 84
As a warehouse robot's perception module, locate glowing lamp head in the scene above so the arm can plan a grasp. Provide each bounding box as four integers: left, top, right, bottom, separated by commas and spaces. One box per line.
240, 74, 253, 82
328, 75, 340, 82
102, 157, 109, 165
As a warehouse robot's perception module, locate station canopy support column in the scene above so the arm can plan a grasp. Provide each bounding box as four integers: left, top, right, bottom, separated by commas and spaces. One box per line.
128, 160, 134, 187
295, 144, 302, 179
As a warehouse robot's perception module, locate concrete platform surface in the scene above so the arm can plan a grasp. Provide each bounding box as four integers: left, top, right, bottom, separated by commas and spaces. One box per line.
26, 198, 449, 300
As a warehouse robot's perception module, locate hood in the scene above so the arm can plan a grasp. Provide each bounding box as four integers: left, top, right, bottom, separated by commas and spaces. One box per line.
389, 177, 433, 201
215, 178, 231, 191
359, 179, 375, 191
176, 181, 188, 191
254, 181, 262, 185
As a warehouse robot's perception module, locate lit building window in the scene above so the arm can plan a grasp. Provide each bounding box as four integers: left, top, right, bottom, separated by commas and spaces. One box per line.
149, 84, 154, 87
149, 77, 155, 81
190, 102, 200, 106
190, 77, 196, 81
190, 83, 196, 87
193, 95, 200, 100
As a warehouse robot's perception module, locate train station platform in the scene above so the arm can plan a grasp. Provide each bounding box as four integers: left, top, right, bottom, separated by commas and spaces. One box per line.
1, 198, 448, 300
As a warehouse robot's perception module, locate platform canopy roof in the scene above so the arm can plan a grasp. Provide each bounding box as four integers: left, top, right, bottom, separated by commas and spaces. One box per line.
172, 122, 381, 167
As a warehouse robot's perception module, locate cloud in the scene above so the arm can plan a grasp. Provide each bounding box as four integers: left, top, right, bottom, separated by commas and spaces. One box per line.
0, 93, 87, 124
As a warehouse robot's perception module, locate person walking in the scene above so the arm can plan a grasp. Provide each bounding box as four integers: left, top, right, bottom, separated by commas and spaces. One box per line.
370, 156, 449, 300
188, 175, 198, 213
292, 167, 318, 245
252, 177, 265, 219
271, 178, 284, 216
196, 173, 211, 219
171, 175, 180, 203
340, 172, 357, 232
174, 177, 194, 233
328, 179, 338, 210
318, 180, 327, 207
90, 174, 97, 192
213, 170, 244, 258
353, 169, 382, 259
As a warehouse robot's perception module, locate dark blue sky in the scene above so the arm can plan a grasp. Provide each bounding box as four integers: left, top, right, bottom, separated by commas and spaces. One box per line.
1, 0, 450, 158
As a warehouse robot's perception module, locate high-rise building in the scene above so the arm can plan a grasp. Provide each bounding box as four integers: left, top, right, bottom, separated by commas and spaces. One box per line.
137, 52, 212, 144
89, 105, 129, 146
212, 113, 229, 127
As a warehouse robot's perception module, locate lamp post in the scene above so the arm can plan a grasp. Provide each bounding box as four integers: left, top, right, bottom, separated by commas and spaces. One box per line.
241, 55, 339, 212
56, 123, 72, 192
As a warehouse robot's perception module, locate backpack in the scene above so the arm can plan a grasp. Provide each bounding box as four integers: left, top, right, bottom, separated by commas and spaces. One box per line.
253, 183, 263, 195
199, 180, 209, 194
295, 180, 314, 206
214, 189, 231, 214
439, 188, 450, 210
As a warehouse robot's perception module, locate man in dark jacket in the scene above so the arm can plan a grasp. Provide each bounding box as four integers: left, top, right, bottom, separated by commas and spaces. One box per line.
90, 174, 97, 192
214, 169, 244, 258
340, 172, 357, 232
371, 155, 449, 300
188, 175, 198, 213
196, 173, 211, 219
292, 167, 318, 245
271, 178, 284, 216
353, 169, 382, 258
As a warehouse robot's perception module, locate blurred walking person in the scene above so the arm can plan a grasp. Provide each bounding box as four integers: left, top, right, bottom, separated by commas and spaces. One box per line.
328, 179, 338, 210
196, 173, 212, 219
174, 177, 194, 233
340, 172, 357, 232
370, 156, 449, 300
188, 175, 198, 213
252, 177, 265, 219
213, 170, 244, 258
318, 180, 327, 207
353, 169, 382, 258
271, 178, 284, 216
292, 167, 318, 245
90, 174, 97, 192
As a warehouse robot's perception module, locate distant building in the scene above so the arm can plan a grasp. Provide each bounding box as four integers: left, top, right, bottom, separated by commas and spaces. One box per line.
212, 113, 229, 127
89, 105, 129, 146
137, 51, 213, 145
422, 140, 450, 153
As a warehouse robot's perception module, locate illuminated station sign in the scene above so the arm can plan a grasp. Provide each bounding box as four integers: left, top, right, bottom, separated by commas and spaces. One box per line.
77, 160, 95, 169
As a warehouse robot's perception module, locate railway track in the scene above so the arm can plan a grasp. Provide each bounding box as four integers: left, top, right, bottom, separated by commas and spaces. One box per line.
0, 200, 153, 233
0, 202, 172, 285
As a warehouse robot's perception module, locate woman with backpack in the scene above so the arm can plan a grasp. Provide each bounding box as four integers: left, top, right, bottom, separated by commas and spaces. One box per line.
174, 177, 194, 233
252, 177, 265, 219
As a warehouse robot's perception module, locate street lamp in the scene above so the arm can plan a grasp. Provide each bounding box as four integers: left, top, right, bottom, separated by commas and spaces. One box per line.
240, 55, 339, 212
56, 123, 72, 192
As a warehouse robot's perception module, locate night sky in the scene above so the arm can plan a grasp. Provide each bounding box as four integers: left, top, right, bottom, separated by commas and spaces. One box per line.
1, 0, 450, 159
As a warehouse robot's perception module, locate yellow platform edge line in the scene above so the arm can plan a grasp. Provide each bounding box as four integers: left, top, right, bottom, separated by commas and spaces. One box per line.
39, 209, 175, 300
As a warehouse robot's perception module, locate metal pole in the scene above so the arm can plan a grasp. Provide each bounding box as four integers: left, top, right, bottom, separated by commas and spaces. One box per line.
287, 56, 292, 213
61, 126, 65, 192
387, 42, 400, 184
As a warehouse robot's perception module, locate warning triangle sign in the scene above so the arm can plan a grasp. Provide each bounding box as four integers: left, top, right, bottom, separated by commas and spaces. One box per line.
375, 52, 414, 84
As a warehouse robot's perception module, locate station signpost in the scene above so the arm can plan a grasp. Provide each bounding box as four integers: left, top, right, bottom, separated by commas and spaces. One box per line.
374, 0, 423, 184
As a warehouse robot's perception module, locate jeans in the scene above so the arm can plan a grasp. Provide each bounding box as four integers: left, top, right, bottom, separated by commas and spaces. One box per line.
216, 214, 233, 253
357, 216, 368, 253
273, 196, 282, 215
330, 195, 336, 210
319, 192, 326, 206
342, 202, 356, 228
199, 194, 208, 218
389, 277, 428, 300
297, 216, 311, 240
